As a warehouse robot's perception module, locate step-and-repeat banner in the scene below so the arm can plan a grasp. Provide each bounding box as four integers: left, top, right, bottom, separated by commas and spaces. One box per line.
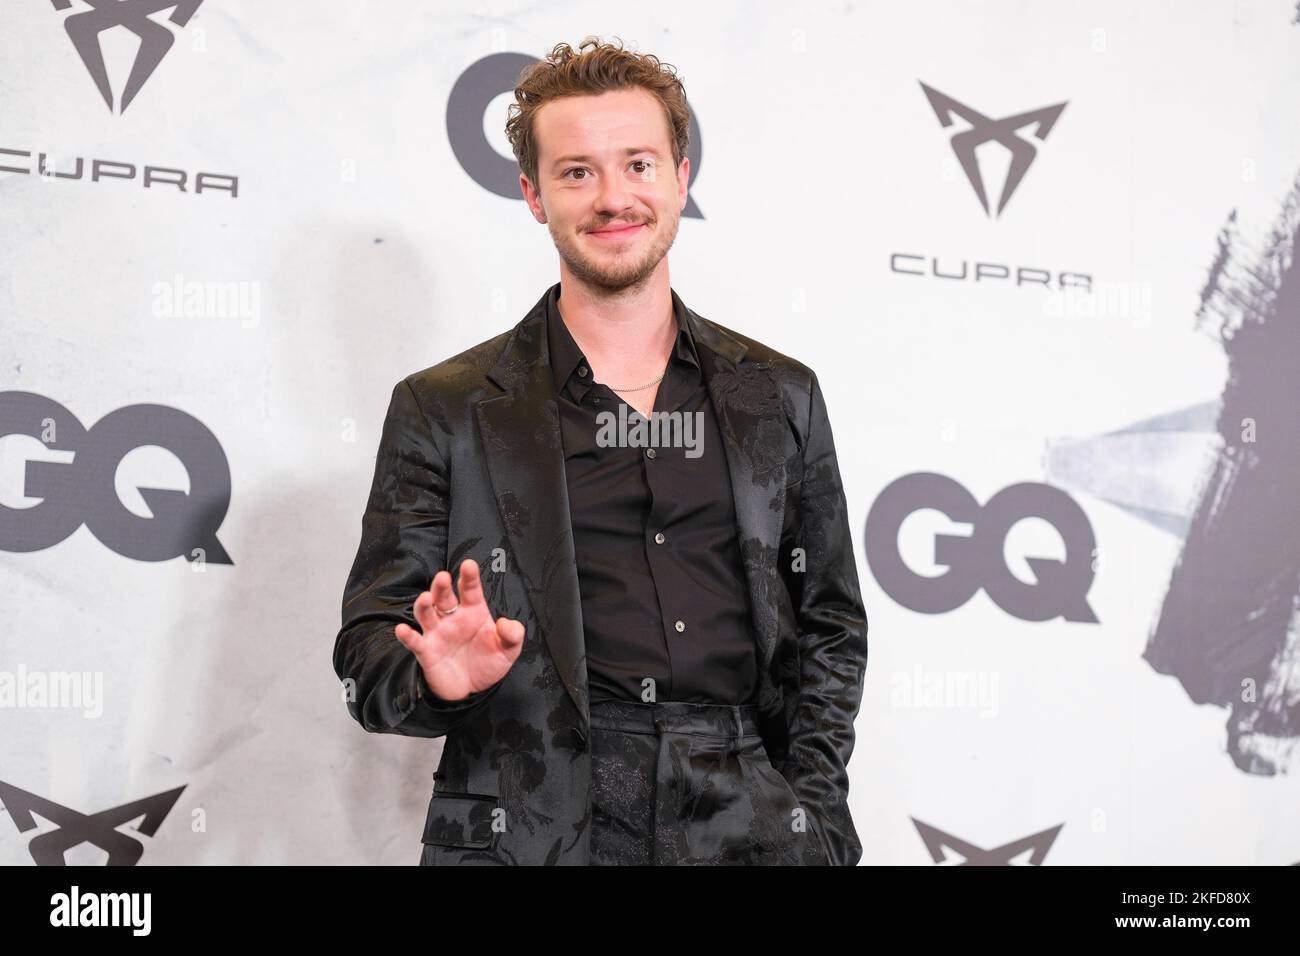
3, 1, 1298, 865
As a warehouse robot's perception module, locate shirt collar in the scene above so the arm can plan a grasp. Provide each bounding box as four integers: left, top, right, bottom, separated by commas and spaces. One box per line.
546, 282, 700, 397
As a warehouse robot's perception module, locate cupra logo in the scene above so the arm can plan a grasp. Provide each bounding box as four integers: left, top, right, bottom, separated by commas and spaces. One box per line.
919, 81, 1067, 218
52, 0, 204, 114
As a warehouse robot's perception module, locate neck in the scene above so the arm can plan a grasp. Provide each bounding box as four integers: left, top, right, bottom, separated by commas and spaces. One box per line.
554, 262, 677, 378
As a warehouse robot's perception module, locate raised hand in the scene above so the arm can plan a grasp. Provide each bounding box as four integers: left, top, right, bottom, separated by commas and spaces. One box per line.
394, 558, 525, 702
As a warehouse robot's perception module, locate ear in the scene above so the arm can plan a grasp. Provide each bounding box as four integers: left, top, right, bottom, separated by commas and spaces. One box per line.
521, 173, 547, 224
677, 156, 690, 212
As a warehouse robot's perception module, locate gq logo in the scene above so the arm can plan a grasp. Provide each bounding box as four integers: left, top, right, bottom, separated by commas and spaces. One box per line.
0, 392, 232, 563
865, 472, 1097, 623
447, 52, 707, 217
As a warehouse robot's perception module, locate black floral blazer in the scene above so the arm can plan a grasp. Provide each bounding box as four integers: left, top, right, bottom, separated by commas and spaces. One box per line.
334, 283, 869, 865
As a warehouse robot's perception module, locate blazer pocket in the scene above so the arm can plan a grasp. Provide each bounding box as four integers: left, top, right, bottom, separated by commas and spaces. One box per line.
421, 791, 499, 849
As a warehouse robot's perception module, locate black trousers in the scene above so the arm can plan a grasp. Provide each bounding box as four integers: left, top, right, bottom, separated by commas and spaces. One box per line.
587, 699, 819, 865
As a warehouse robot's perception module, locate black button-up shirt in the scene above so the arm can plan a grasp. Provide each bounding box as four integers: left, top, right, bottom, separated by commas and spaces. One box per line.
545, 282, 758, 706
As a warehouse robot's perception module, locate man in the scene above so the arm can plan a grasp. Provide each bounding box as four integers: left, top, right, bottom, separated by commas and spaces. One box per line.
334, 37, 868, 865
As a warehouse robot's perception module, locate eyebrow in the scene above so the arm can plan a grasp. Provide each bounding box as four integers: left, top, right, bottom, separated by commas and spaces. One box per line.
551, 146, 663, 171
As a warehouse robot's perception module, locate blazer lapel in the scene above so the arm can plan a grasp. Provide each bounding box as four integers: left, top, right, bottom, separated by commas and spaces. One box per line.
475, 291, 590, 734
685, 303, 788, 714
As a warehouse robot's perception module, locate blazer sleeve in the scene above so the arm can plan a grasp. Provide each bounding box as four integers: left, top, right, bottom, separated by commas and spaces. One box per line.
780, 369, 869, 865
333, 377, 504, 738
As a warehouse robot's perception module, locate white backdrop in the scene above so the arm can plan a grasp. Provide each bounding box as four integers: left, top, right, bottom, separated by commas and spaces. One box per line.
2, 0, 1299, 865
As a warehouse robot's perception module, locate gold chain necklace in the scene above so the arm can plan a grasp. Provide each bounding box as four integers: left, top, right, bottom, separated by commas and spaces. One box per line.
608, 371, 665, 392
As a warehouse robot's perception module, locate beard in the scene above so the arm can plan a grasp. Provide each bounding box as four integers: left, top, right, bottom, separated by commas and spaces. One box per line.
547, 206, 681, 293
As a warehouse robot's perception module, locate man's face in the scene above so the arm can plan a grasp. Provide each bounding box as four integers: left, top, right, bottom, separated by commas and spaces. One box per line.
521, 87, 689, 292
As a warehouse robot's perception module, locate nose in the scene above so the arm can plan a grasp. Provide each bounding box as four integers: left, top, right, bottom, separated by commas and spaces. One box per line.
593, 171, 633, 217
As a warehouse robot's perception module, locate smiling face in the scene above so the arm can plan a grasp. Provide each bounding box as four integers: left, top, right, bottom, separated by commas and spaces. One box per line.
521, 87, 690, 293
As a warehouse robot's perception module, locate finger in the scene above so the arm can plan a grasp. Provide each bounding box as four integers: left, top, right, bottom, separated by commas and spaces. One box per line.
412, 588, 438, 636
457, 558, 484, 607
428, 570, 457, 618
495, 616, 525, 649
395, 621, 422, 651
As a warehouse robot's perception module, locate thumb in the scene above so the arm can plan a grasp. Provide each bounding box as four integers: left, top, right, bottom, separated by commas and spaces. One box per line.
496, 617, 525, 648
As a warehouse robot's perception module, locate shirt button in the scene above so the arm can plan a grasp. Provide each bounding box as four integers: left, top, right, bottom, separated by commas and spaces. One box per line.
674, 620, 685, 633
578, 365, 588, 377
654, 532, 665, 544
645, 448, 656, 459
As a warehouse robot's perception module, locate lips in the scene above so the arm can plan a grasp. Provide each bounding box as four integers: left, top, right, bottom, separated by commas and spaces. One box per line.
588, 222, 645, 239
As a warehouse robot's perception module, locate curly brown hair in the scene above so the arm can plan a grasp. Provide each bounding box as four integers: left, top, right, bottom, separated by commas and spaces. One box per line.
505, 36, 691, 193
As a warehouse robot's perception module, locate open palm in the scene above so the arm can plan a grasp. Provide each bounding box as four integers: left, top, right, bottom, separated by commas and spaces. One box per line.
394, 558, 525, 702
